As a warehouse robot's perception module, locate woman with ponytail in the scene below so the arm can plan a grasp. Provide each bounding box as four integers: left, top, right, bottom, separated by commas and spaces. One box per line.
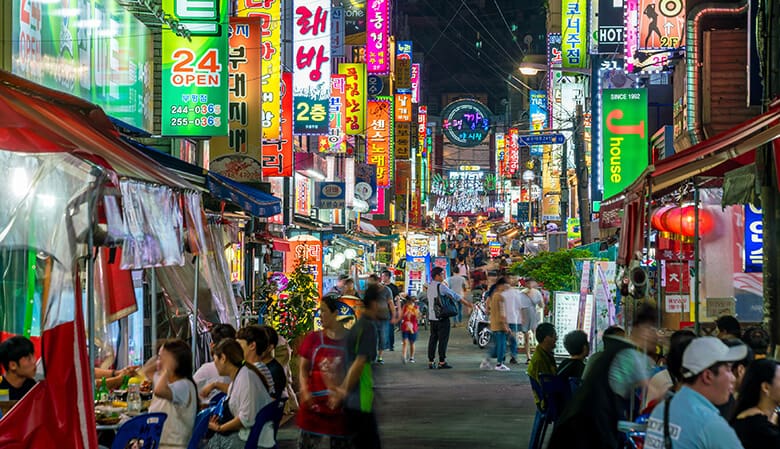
206, 338, 274, 449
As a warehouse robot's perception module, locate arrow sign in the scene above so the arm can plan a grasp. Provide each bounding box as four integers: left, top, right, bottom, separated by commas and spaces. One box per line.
518, 133, 565, 146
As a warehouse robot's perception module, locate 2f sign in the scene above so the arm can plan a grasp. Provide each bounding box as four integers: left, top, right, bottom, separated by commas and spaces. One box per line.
745, 204, 763, 272
177, 0, 220, 34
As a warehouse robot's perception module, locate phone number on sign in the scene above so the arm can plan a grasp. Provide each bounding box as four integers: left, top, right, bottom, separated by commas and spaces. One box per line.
170, 104, 222, 115
169, 116, 222, 127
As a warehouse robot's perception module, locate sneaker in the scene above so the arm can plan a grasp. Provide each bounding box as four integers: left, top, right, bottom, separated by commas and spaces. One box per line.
495, 364, 511, 372
480, 359, 492, 370
402, 357, 407, 364
429, 362, 436, 369
377, 357, 384, 364
409, 358, 416, 363
509, 357, 518, 365
437, 362, 453, 369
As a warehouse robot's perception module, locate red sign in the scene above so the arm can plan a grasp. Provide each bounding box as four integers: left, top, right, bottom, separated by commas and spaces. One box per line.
318, 74, 347, 153
262, 71, 294, 177
506, 128, 519, 175
664, 262, 690, 292
284, 236, 323, 295
367, 99, 391, 187
418, 105, 428, 154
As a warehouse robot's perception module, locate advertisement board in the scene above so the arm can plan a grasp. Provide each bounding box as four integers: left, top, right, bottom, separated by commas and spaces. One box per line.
529, 91, 548, 157
355, 163, 378, 209
261, 71, 294, 177
598, 0, 625, 54
339, 63, 366, 135
338, 0, 366, 35
561, 0, 587, 69
441, 100, 491, 147
12, 0, 155, 131
366, 0, 389, 74
236, 0, 282, 141
315, 182, 346, 209
395, 122, 412, 160
318, 74, 347, 153
367, 99, 392, 187
293, 0, 331, 134
331, 6, 346, 57
209, 19, 262, 182
601, 88, 648, 199
638, 0, 685, 49
405, 234, 431, 296
285, 235, 323, 295
395, 94, 412, 122
744, 204, 763, 273
418, 105, 428, 154
161, 0, 229, 137
411, 63, 421, 103
506, 128, 519, 175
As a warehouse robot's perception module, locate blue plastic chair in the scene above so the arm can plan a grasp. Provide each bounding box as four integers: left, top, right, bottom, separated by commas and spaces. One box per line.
528, 376, 548, 449
187, 406, 218, 449
110, 412, 167, 449
540, 374, 569, 423
244, 400, 285, 449
209, 392, 227, 408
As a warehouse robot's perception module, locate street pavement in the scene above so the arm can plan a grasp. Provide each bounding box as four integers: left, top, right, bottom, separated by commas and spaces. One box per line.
277, 323, 538, 448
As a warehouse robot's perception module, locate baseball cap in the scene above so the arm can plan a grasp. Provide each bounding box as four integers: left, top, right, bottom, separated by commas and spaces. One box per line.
681, 337, 748, 379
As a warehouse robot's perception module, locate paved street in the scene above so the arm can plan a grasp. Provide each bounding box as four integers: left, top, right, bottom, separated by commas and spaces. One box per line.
277, 324, 538, 448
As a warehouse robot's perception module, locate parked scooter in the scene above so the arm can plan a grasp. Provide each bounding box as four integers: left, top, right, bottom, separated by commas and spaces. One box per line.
467, 298, 491, 348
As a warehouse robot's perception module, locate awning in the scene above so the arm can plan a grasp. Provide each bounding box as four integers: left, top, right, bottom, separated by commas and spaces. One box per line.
643, 99, 780, 193
206, 172, 282, 218
124, 138, 208, 187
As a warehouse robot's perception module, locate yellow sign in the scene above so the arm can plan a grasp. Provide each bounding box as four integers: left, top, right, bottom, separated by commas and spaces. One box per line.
339, 63, 366, 135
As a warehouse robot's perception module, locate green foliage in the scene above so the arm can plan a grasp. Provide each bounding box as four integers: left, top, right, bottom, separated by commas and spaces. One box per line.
509, 249, 594, 292
264, 257, 319, 341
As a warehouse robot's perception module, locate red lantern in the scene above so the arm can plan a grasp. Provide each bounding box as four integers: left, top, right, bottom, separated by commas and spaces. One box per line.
651, 205, 676, 231
662, 207, 684, 235
679, 206, 714, 237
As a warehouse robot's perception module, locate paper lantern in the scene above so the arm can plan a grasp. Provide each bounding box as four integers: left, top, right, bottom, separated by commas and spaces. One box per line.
679, 205, 714, 237
662, 207, 685, 235
651, 205, 676, 231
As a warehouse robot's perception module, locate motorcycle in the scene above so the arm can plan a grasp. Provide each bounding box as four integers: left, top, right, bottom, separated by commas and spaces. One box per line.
467, 299, 491, 348
416, 294, 429, 329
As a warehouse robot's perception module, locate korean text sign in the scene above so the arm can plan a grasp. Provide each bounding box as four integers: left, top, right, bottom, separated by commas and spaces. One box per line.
506, 128, 519, 175
209, 19, 262, 172
236, 0, 283, 141
744, 204, 763, 273
339, 63, 366, 135
601, 89, 648, 199
161, 0, 229, 136
367, 100, 391, 187
366, 0, 389, 74
561, 0, 587, 69
529, 91, 548, 157
318, 74, 347, 153
411, 63, 421, 103
262, 71, 293, 177
418, 105, 428, 155
293, 0, 331, 134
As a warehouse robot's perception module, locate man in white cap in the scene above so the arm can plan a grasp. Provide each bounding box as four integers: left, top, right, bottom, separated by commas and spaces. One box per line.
644, 337, 747, 449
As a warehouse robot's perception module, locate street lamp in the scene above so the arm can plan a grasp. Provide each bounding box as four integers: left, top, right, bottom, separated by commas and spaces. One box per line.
522, 169, 535, 231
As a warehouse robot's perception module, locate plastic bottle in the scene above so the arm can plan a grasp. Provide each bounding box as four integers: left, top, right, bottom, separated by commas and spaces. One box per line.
127, 377, 142, 412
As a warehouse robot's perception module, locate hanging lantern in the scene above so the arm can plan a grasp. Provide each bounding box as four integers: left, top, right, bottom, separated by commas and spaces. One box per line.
679, 205, 715, 237
651, 205, 676, 231
662, 206, 685, 235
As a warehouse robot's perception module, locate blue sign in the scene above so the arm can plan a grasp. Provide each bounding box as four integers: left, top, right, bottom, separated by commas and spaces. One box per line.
397, 41, 413, 58
315, 182, 346, 209
744, 204, 763, 272
529, 90, 548, 157
367, 75, 384, 96
519, 133, 565, 146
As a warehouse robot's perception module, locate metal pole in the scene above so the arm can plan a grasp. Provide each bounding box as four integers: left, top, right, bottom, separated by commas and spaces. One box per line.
150, 269, 157, 359
87, 206, 95, 391
192, 255, 200, 363
693, 184, 701, 335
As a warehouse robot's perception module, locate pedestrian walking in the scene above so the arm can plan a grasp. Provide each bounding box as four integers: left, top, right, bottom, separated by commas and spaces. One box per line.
501, 278, 524, 364
518, 278, 543, 363
426, 266, 472, 369
445, 271, 469, 327
400, 295, 419, 363
480, 277, 511, 371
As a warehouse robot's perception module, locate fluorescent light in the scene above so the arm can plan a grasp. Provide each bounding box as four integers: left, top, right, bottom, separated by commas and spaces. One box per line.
519, 67, 539, 76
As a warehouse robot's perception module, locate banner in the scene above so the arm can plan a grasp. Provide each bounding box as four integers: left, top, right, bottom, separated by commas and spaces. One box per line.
285, 236, 323, 295
262, 71, 294, 177
405, 234, 431, 296
395, 94, 412, 122
496, 132, 507, 177
236, 0, 282, 141
355, 163, 378, 209
744, 204, 763, 272
367, 99, 392, 187
529, 91, 548, 157
293, 0, 331, 134
411, 63, 421, 103
418, 105, 428, 153
318, 74, 347, 153
338, 0, 366, 35
598, 0, 625, 54
332, 7, 346, 57
395, 59, 412, 91
315, 182, 346, 209
601, 88, 648, 199
366, 0, 389, 74
395, 122, 412, 159
638, 0, 685, 49
541, 145, 560, 220
506, 128, 519, 175
339, 63, 366, 135
11, 0, 154, 131
161, 0, 229, 136
210, 19, 262, 182
562, 0, 587, 69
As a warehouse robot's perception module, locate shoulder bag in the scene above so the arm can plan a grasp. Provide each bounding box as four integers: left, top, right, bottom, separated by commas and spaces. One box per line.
435, 283, 459, 319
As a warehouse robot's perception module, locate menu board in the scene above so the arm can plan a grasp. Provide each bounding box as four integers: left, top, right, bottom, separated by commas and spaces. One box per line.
553, 292, 594, 356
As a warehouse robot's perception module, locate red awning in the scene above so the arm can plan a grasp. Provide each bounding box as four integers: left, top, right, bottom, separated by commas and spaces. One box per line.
646, 99, 780, 193
0, 70, 195, 189
272, 237, 290, 252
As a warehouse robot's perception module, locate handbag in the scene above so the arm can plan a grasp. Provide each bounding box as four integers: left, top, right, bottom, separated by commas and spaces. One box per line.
435, 283, 459, 319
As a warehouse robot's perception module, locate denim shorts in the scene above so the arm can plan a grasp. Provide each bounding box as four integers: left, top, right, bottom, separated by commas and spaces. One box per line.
402, 331, 417, 343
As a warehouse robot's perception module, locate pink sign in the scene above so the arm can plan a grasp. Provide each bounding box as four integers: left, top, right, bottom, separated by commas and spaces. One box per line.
624, 0, 639, 72
411, 63, 421, 103
367, 0, 388, 74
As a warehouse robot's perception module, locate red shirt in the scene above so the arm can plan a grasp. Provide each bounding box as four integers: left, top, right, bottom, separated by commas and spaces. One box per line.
401, 303, 419, 334
296, 330, 348, 436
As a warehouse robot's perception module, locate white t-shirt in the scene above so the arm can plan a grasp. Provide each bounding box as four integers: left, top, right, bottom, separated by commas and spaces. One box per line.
253, 361, 276, 398
193, 361, 231, 404
148, 374, 197, 449
228, 365, 274, 447
518, 288, 543, 308
502, 288, 523, 325
446, 275, 468, 297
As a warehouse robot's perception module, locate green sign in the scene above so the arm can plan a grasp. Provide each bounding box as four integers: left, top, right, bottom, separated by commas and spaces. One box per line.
602, 88, 648, 199
161, 0, 229, 136
11, 0, 154, 130
561, 0, 587, 69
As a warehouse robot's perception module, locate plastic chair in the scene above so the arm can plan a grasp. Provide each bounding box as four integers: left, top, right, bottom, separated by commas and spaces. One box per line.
568, 377, 582, 398
187, 406, 217, 449
244, 400, 285, 449
110, 412, 167, 449
539, 374, 568, 423
528, 376, 548, 449
209, 392, 227, 408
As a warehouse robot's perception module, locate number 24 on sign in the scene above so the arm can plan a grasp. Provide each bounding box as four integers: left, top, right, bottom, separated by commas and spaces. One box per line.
170, 49, 222, 87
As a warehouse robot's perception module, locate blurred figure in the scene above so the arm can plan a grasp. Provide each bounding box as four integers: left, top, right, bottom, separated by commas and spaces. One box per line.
644, 337, 747, 449
548, 305, 658, 449
342, 278, 358, 297
193, 324, 236, 405
717, 339, 755, 418
731, 359, 780, 448
741, 327, 770, 360
480, 277, 511, 371
582, 325, 626, 379
716, 315, 741, 340
328, 274, 351, 296
518, 278, 543, 363
557, 330, 590, 379
644, 330, 696, 410
400, 295, 420, 364
236, 325, 276, 398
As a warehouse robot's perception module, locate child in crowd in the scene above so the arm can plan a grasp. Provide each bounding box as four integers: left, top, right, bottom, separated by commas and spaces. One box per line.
400, 295, 420, 363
